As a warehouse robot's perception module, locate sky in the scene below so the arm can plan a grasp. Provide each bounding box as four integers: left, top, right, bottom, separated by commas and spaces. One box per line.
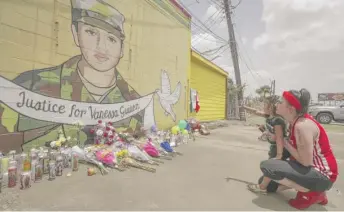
178, 0, 344, 100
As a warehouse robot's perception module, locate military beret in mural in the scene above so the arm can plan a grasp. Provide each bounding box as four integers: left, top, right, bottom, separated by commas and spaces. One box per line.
71, 0, 125, 40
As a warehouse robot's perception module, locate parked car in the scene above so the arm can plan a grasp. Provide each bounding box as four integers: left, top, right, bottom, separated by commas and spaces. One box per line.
308, 104, 344, 124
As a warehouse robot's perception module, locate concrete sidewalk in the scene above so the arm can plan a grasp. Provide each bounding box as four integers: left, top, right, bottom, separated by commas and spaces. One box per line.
1, 125, 343, 210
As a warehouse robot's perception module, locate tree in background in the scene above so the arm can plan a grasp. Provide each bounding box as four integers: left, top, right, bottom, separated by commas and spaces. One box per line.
227, 78, 246, 119
255, 85, 271, 100
228, 78, 246, 97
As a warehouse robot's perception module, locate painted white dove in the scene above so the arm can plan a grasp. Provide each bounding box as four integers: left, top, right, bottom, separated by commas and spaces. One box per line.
156, 70, 181, 122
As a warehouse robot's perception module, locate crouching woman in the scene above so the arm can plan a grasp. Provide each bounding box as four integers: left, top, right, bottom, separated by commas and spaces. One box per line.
259, 89, 338, 210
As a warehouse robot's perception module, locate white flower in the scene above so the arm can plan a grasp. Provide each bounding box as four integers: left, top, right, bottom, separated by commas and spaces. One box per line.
96, 129, 104, 136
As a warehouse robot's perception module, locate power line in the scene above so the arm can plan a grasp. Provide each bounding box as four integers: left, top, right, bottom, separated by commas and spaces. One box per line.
210, 45, 230, 61
186, 0, 274, 96
179, 0, 229, 60
201, 44, 228, 55
192, 6, 222, 34
228, 5, 273, 86
235, 37, 265, 83
234, 29, 267, 81
185, 0, 200, 7
231, 0, 243, 9
207, 0, 223, 8
230, 9, 274, 85
178, 1, 228, 43
192, 8, 225, 45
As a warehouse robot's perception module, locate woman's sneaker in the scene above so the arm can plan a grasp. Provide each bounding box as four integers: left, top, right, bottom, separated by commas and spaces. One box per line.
289, 191, 328, 210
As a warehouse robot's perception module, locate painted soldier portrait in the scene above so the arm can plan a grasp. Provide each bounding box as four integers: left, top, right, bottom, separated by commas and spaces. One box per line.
0, 0, 181, 153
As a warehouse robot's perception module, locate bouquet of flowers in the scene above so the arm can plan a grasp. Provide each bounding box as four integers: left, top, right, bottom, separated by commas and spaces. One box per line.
119, 157, 156, 173
90, 120, 117, 145
49, 130, 71, 149
72, 146, 109, 175
127, 145, 159, 166
95, 149, 116, 165
188, 118, 200, 131
146, 137, 173, 159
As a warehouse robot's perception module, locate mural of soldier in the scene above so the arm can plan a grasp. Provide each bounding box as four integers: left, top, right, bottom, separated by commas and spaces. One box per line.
0, 0, 181, 153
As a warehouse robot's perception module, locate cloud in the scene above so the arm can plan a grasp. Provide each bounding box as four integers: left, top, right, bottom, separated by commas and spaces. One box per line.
187, 0, 344, 99
255, 0, 344, 53
242, 70, 273, 96
191, 3, 227, 52
191, 5, 231, 74
253, 33, 269, 50
216, 64, 234, 76
203, 4, 226, 29
205, 4, 218, 18
241, 37, 248, 45
191, 33, 224, 53
252, 0, 344, 98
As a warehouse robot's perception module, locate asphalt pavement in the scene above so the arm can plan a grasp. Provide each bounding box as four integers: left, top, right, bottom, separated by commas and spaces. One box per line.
1, 124, 343, 210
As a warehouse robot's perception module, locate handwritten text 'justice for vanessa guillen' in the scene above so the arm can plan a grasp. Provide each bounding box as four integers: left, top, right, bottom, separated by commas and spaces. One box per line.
16, 91, 140, 120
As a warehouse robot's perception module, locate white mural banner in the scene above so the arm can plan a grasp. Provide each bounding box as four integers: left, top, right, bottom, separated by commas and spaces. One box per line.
0, 76, 156, 128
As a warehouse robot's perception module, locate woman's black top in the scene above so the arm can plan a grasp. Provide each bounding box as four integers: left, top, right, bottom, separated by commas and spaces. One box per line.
265, 115, 287, 142
265, 115, 290, 159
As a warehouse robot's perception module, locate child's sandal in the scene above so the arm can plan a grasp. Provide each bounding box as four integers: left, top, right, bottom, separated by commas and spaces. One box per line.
247, 184, 267, 194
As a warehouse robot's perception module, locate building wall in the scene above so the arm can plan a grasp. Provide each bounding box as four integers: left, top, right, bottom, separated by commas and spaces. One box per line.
0, 0, 191, 152
189, 51, 228, 121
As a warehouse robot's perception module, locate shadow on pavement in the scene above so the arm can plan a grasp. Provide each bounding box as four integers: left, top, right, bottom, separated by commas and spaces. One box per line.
252, 194, 327, 211
225, 176, 328, 211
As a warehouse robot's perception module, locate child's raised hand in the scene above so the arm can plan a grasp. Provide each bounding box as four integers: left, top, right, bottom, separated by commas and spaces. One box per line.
267, 132, 276, 141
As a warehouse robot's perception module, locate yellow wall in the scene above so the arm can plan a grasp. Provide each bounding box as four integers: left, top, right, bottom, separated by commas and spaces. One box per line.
0, 0, 191, 152
189, 51, 228, 121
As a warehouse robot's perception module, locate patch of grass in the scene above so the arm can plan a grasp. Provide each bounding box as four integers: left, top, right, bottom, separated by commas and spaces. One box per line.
322, 124, 344, 133
246, 115, 344, 133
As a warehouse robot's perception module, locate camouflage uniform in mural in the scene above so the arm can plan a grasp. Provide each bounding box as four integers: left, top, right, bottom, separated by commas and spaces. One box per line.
0, 0, 144, 152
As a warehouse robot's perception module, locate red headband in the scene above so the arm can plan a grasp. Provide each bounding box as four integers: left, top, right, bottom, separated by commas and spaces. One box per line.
283, 91, 302, 111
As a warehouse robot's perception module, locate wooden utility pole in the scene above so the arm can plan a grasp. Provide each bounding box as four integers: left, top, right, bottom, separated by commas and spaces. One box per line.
272, 80, 276, 96
223, 0, 245, 121
270, 80, 276, 96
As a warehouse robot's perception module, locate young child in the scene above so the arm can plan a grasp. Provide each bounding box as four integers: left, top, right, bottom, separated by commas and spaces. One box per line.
243, 96, 290, 193
257, 124, 267, 141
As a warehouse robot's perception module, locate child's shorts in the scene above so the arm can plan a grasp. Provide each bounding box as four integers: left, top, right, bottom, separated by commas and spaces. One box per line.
268, 144, 290, 160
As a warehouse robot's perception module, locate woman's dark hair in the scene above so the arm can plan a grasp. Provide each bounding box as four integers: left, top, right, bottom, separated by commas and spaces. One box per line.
289, 88, 311, 114
264, 95, 279, 115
